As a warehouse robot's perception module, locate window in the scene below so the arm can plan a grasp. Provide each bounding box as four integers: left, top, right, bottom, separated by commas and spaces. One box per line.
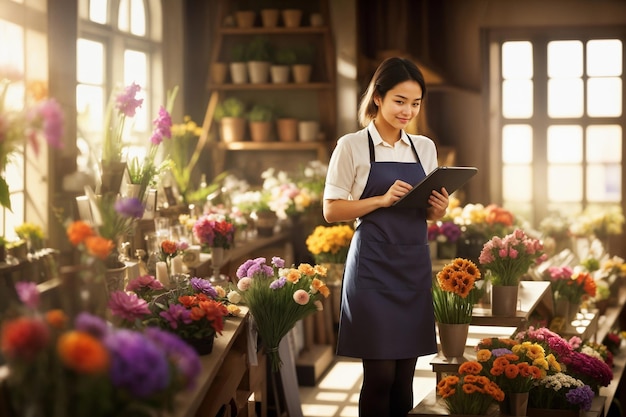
488, 28, 625, 226
77, 0, 163, 179
0, 1, 49, 240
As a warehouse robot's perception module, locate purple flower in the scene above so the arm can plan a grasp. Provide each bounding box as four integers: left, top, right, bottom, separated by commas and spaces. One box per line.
107, 291, 151, 322
105, 329, 170, 397
150, 106, 172, 145
160, 304, 192, 329
565, 385, 594, 411
15, 281, 40, 308
115, 82, 143, 117
236, 257, 273, 279
439, 222, 461, 243
491, 348, 513, 357
270, 277, 287, 289
74, 312, 109, 338
143, 327, 201, 389
114, 197, 145, 218
272, 257, 285, 268
190, 277, 218, 298
28, 99, 64, 150
177, 241, 190, 251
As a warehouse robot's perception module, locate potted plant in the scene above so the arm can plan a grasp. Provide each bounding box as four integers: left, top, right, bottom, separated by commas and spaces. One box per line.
246, 36, 272, 84
292, 45, 314, 83
235, 10, 256, 28
260, 8, 279, 28
228, 43, 248, 84
275, 110, 298, 142
247, 103, 274, 142
214, 97, 247, 142
271, 47, 297, 84
432, 258, 483, 359
281, 8, 303, 28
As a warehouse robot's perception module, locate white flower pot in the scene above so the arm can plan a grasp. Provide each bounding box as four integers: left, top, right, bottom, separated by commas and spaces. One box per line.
298, 120, 320, 142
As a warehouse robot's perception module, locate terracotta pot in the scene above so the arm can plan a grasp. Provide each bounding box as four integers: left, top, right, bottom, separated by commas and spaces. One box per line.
210, 62, 228, 84
260, 9, 279, 28
292, 63, 312, 83
219, 117, 246, 142
235, 10, 256, 28
249, 121, 272, 142
281, 9, 302, 28
276, 118, 298, 142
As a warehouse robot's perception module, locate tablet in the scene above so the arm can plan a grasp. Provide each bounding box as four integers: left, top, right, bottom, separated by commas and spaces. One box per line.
392, 166, 478, 208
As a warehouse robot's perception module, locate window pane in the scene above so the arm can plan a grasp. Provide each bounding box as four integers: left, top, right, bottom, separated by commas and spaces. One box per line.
503, 165, 532, 201
548, 78, 583, 118
548, 165, 582, 201
130, 0, 146, 36
504, 202, 533, 226
587, 77, 622, 117
587, 163, 621, 202
502, 80, 533, 118
77, 84, 105, 139
89, 0, 108, 24
587, 125, 622, 163
502, 124, 532, 163
5, 193, 24, 240
502, 41, 533, 79
548, 40, 583, 78
547, 125, 582, 163
118, 0, 130, 32
587, 39, 622, 77
0, 20, 25, 77
124, 50, 148, 134
77, 38, 104, 84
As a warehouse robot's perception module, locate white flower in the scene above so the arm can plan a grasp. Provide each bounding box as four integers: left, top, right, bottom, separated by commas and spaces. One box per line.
227, 290, 242, 304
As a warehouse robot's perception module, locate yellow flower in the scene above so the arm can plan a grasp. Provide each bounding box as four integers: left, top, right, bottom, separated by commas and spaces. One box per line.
306, 224, 354, 264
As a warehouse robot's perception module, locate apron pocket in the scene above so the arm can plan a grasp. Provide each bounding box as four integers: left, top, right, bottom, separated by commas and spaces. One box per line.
356, 239, 431, 291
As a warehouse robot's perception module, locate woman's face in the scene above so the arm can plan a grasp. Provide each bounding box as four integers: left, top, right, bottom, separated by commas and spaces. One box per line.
376, 80, 423, 131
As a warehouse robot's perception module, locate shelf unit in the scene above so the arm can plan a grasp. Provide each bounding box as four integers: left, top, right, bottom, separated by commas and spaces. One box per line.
203, 0, 336, 183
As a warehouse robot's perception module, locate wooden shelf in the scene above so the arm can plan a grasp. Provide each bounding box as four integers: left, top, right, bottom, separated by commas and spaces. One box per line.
218, 26, 330, 35
207, 82, 334, 91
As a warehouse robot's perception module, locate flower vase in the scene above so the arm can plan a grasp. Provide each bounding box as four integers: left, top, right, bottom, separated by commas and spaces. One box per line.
500, 391, 529, 416
100, 160, 127, 194
105, 263, 127, 293
210, 246, 230, 286
554, 297, 578, 322
256, 211, 278, 237
436, 322, 469, 359
491, 285, 519, 316
183, 336, 215, 355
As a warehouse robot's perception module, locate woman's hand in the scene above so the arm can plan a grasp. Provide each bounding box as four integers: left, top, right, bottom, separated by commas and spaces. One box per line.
427, 187, 449, 220
381, 179, 413, 207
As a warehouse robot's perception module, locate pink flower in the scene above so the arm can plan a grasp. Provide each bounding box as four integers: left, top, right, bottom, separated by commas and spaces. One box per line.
15, 281, 40, 309
126, 275, 164, 292
115, 82, 143, 117
108, 291, 151, 322
293, 289, 309, 305
508, 248, 518, 258
28, 99, 64, 151
150, 105, 172, 145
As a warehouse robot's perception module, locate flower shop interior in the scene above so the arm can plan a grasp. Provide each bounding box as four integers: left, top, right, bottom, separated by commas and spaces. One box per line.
2, 0, 626, 416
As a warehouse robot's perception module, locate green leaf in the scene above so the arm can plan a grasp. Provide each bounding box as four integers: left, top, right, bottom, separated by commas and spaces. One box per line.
0, 176, 12, 211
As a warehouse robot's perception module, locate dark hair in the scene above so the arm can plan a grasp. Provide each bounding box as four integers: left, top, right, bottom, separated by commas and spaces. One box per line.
358, 57, 427, 127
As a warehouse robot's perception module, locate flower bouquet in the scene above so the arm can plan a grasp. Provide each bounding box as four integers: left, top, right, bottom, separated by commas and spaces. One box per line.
432, 258, 482, 324
305, 224, 354, 264
192, 213, 236, 250
1, 281, 201, 417
233, 257, 330, 371
545, 266, 597, 305
436, 360, 505, 415
479, 228, 546, 286
475, 338, 549, 393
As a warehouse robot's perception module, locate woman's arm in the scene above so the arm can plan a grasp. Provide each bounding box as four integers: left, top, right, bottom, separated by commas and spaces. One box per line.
323, 179, 413, 223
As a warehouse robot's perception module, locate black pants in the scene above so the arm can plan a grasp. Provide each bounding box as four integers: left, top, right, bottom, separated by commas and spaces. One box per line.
359, 357, 418, 417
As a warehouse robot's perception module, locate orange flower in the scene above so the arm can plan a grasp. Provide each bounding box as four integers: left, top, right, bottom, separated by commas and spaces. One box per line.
84, 236, 114, 260
285, 268, 301, 283
161, 240, 178, 256
504, 364, 520, 379
476, 349, 492, 361
66, 220, 95, 245
57, 331, 109, 374
45, 309, 67, 329
298, 263, 315, 276
178, 295, 197, 308
459, 360, 482, 375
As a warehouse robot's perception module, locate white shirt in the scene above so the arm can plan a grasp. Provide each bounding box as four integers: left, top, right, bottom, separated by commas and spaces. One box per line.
324, 121, 439, 201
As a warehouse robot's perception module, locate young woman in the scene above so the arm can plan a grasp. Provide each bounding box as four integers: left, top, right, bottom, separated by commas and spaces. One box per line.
323, 57, 449, 417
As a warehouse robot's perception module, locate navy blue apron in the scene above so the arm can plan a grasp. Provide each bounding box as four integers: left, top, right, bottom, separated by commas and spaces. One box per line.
336, 131, 437, 359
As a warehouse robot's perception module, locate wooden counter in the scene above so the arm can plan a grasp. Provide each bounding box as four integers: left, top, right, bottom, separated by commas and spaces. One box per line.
169, 306, 267, 417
